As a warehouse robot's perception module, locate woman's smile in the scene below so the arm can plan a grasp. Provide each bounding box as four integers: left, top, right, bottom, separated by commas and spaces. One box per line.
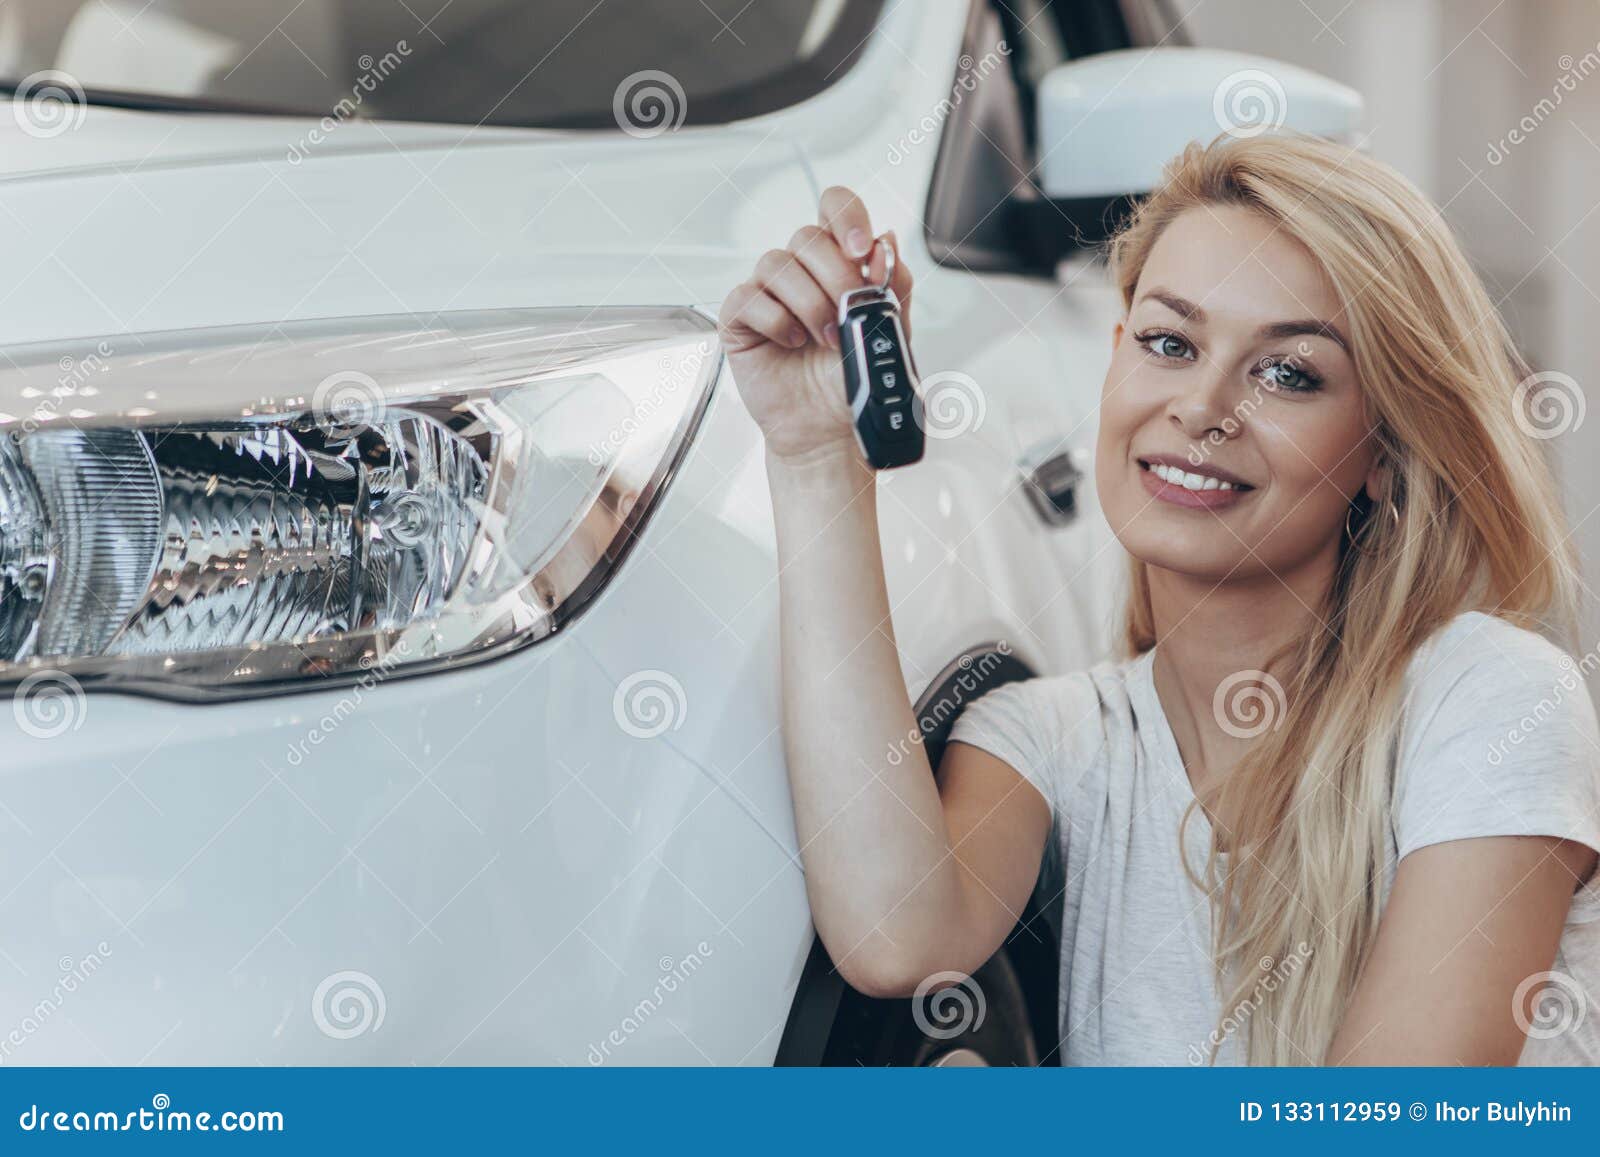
1136, 454, 1257, 510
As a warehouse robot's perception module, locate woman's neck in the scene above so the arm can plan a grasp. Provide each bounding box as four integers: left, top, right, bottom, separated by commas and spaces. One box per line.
1146, 560, 1330, 804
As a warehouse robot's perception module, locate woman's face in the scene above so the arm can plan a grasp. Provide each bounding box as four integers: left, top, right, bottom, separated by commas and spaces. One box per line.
1095, 204, 1382, 584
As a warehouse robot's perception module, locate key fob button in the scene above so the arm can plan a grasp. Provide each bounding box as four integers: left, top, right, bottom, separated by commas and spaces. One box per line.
868, 400, 918, 443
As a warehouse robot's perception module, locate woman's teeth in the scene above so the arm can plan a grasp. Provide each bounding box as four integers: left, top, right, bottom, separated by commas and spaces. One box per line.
1148, 462, 1241, 492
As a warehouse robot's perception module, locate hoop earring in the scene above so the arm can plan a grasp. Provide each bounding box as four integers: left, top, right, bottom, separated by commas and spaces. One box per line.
1345, 499, 1400, 549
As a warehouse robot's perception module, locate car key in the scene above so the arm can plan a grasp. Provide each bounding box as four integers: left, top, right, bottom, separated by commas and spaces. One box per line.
837, 237, 924, 470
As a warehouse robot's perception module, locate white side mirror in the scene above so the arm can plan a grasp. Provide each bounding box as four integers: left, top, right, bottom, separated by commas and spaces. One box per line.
1036, 47, 1363, 200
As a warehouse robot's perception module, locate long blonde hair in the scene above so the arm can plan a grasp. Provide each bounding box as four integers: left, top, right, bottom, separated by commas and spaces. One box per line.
1105, 132, 1581, 1064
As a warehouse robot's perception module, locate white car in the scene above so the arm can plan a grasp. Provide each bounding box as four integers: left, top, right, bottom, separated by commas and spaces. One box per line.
0, 0, 1356, 1065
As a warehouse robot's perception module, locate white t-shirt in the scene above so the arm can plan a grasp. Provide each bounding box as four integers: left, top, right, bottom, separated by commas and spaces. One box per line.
948, 611, 1600, 1066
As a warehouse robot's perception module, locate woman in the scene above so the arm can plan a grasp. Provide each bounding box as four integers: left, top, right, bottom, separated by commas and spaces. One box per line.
716, 132, 1600, 1065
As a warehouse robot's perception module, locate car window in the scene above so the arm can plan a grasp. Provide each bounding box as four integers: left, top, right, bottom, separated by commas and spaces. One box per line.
0, 0, 884, 127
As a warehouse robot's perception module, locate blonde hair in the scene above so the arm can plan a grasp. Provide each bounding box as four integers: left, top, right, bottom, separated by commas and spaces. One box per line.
1105, 132, 1580, 1064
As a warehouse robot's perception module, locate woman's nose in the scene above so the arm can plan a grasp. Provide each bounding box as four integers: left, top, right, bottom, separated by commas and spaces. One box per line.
1167, 368, 1240, 440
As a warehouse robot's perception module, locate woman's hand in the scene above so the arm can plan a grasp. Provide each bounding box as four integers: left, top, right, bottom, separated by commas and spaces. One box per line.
717, 185, 913, 465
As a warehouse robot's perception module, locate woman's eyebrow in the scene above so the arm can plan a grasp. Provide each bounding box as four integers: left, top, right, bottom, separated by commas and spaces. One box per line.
1138, 287, 1349, 353
1257, 317, 1349, 354
1141, 289, 1205, 321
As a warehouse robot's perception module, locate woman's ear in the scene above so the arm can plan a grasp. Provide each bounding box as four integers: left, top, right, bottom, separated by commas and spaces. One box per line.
1363, 458, 1389, 505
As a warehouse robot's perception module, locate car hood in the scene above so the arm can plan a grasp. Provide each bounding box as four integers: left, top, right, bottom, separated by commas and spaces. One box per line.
0, 104, 816, 344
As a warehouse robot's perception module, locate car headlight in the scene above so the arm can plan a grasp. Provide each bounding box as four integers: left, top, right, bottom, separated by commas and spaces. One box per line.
0, 308, 719, 700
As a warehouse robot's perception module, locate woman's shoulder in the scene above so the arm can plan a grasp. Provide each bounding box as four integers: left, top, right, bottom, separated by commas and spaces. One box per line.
976, 654, 1145, 736
1403, 610, 1591, 721
946, 654, 1141, 810
1392, 610, 1600, 862
1413, 607, 1576, 662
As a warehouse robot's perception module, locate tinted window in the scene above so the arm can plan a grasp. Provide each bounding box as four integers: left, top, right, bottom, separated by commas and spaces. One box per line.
0, 0, 883, 127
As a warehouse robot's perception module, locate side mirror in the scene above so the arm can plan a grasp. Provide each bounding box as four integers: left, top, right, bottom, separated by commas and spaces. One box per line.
1023, 47, 1362, 254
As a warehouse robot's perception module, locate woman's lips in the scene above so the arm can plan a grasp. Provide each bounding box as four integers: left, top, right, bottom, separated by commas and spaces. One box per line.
1137, 459, 1255, 510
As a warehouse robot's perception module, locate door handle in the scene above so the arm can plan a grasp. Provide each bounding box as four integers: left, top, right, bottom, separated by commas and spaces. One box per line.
1018, 446, 1086, 527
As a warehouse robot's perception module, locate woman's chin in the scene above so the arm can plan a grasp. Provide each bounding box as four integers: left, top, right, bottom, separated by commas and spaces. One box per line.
1112, 525, 1259, 581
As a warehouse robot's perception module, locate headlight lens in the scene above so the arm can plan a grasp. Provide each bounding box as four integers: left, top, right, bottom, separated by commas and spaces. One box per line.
0, 308, 719, 700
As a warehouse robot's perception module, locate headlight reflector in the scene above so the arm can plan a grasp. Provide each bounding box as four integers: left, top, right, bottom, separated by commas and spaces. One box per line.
0, 308, 718, 699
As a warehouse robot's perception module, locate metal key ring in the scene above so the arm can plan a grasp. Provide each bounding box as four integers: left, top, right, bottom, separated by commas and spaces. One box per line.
858, 234, 894, 295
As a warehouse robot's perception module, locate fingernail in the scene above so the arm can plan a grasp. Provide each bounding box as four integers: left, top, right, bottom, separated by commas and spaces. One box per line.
846, 228, 870, 257
825, 327, 840, 350
789, 326, 807, 347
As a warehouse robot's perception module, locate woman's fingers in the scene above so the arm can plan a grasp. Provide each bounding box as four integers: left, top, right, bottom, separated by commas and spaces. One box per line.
848, 229, 916, 341
787, 224, 861, 304
885, 230, 913, 301
850, 229, 908, 299
884, 229, 913, 340
787, 221, 914, 340
755, 246, 836, 350
818, 186, 874, 262
718, 280, 806, 352
722, 189, 910, 354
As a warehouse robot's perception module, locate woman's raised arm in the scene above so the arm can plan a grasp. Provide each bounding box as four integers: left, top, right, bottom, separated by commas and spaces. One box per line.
718, 186, 1049, 995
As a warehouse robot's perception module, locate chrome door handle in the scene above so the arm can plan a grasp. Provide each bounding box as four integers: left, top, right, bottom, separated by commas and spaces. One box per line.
1019, 447, 1085, 527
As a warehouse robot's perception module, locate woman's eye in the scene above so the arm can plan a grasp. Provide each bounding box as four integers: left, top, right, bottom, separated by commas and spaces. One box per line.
1258, 359, 1321, 393
1138, 331, 1193, 361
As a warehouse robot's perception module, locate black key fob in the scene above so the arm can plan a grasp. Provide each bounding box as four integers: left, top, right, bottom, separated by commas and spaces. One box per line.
838, 240, 923, 470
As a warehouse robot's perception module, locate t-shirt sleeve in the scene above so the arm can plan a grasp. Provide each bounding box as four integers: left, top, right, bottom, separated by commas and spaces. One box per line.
946, 674, 1093, 817
1394, 620, 1600, 904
